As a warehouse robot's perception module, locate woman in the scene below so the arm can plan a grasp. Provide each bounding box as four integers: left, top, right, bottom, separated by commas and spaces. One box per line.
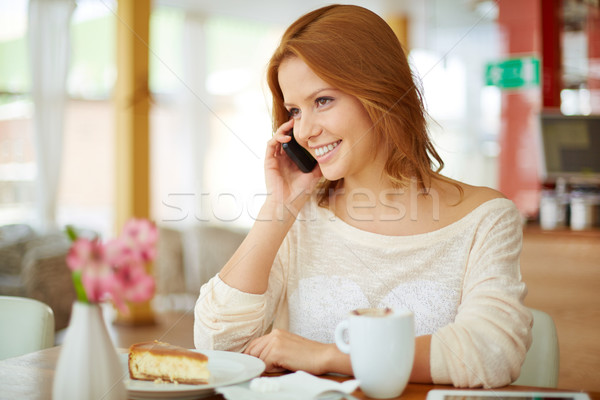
194, 4, 532, 388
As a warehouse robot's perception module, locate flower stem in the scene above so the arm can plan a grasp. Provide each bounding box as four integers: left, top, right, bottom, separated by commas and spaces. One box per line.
71, 270, 89, 303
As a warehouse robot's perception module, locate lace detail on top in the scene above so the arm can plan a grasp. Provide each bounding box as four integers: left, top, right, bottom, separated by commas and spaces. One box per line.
289, 275, 458, 342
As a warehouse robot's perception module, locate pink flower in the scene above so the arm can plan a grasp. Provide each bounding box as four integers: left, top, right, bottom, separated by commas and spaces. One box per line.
106, 262, 156, 315
120, 219, 158, 262
104, 238, 135, 269
66, 238, 115, 303
114, 262, 155, 304
66, 238, 102, 272
65, 218, 157, 312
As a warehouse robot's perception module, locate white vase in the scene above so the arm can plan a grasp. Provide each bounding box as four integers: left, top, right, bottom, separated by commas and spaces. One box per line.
52, 302, 126, 400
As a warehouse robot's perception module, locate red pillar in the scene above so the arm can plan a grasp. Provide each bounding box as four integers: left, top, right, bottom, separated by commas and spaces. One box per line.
588, 4, 600, 113
497, 0, 547, 218
541, 0, 563, 109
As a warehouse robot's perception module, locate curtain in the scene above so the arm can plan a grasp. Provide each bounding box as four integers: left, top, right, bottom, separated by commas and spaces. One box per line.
28, 0, 76, 232
180, 11, 211, 293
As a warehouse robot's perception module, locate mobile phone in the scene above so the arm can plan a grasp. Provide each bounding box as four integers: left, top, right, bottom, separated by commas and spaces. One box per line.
426, 390, 590, 400
282, 130, 317, 173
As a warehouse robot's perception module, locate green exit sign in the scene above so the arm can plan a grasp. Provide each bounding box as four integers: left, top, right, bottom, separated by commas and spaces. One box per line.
485, 57, 540, 89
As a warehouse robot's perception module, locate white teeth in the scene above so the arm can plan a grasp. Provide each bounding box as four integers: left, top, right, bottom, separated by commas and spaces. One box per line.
315, 141, 339, 157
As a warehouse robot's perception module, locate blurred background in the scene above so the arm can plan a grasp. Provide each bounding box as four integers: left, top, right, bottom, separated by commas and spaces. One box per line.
0, 0, 598, 235
0, 0, 598, 391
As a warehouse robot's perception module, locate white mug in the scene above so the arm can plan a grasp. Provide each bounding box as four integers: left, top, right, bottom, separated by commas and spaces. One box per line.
335, 308, 415, 399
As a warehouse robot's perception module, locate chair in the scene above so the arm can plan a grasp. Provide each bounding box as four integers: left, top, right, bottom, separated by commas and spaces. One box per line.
0, 296, 55, 360
513, 308, 559, 388
181, 224, 247, 293
21, 242, 75, 331
0, 223, 36, 296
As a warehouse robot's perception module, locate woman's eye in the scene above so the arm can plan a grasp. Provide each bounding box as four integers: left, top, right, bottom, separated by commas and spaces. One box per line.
288, 108, 301, 118
315, 97, 333, 107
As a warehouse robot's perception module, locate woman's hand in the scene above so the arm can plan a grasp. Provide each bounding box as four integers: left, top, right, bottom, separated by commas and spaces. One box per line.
243, 329, 345, 375
218, 120, 321, 294
264, 120, 322, 213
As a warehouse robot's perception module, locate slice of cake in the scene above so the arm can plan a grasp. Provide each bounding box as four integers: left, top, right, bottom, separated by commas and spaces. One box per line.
128, 341, 210, 384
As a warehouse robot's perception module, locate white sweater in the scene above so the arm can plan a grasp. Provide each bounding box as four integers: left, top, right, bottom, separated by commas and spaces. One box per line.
194, 198, 532, 388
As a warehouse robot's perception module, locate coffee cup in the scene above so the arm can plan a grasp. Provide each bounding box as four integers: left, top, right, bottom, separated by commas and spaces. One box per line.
334, 308, 414, 399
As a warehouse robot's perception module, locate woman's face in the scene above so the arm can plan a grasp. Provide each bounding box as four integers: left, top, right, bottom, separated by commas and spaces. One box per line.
278, 57, 386, 184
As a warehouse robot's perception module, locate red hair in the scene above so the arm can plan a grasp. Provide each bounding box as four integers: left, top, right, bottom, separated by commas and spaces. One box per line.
267, 5, 456, 204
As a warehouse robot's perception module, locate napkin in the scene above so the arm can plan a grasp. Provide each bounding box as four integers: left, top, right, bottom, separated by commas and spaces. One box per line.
216, 371, 360, 400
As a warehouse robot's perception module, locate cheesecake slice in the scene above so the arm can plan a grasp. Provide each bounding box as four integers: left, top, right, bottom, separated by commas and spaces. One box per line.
128, 341, 209, 384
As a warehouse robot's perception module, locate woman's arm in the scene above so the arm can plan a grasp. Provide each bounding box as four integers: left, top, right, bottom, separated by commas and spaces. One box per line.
218, 194, 304, 294
220, 119, 322, 294
430, 202, 532, 388
194, 120, 322, 350
245, 329, 433, 382
323, 334, 432, 382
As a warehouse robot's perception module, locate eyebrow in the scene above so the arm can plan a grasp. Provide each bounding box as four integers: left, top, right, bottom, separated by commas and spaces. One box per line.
283, 87, 337, 108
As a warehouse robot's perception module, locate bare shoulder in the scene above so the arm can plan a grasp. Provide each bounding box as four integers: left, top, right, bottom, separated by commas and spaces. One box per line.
460, 183, 506, 207
432, 178, 507, 224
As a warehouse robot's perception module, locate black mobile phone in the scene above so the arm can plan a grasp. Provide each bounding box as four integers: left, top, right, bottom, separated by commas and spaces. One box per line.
282, 130, 317, 173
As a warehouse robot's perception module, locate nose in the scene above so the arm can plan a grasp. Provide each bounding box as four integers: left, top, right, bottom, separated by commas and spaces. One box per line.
293, 113, 320, 145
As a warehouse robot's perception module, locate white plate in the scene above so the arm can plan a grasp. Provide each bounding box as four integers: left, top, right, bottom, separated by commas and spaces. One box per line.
121, 349, 266, 399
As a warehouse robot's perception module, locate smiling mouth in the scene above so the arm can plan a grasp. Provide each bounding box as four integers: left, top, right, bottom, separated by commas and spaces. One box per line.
314, 140, 341, 157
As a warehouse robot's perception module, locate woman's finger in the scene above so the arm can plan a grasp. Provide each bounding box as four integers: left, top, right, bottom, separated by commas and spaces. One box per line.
256, 337, 288, 373
244, 336, 268, 358
274, 119, 294, 143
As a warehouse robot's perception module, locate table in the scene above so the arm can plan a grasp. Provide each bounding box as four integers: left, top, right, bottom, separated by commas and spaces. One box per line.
1, 346, 597, 400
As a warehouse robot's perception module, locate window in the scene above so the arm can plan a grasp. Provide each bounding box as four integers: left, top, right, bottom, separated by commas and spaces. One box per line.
1, 1, 505, 235
151, 11, 281, 229
0, 0, 34, 226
